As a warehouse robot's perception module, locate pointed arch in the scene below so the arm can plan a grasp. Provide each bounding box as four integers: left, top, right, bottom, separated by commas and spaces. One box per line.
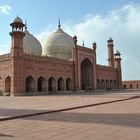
106, 80, 109, 89
58, 77, 64, 91
130, 84, 133, 89
25, 76, 34, 92
97, 79, 100, 89
101, 79, 105, 89
123, 84, 126, 89
48, 77, 56, 92
114, 80, 117, 88
66, 78, 72, 91
5, 76, 11, 93
37, 76, 46, 92
81, 58, 93, 90
110, 80, 113, 89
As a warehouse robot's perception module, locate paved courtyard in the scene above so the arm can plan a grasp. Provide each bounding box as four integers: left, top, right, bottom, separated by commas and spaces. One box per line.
0, 90, 140, 140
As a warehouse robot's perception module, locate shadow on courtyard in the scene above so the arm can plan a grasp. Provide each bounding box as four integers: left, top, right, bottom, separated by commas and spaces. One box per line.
0, 133, 14, 137
0, 108, 46, 117
0, 95, 140, 129
24, 112, 140, 128
1, 108, 140, 129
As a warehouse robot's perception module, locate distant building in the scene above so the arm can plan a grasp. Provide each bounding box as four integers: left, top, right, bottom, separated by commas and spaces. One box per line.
0, 16, 122, 96
122, 80, 140, 89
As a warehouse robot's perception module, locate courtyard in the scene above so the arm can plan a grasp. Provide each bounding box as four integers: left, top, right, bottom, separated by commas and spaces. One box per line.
0, 90, 140, 140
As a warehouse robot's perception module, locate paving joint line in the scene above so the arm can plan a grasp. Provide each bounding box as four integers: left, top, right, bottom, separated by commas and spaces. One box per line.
0, 95, 140, 122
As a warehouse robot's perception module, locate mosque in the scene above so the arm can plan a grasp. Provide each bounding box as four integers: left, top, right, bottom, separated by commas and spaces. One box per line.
0, 16, 122, 96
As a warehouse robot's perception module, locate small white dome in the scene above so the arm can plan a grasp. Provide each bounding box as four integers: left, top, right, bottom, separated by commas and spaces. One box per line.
13, 16, 23, 23
23, 29, 42, 55
115, 50, 121, 55
42, 27, 74, 59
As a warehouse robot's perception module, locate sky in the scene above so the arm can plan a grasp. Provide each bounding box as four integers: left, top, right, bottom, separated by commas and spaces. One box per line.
0, 0, 140, 80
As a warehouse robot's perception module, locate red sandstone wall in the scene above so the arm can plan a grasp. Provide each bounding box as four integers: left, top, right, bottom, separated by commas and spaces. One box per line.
0, 54, 12, 93
0, 47, 121, 94
96, 64, 119, 89
22, 54, 74, 93
122, 80, 140, 89
96, 64, 117, 80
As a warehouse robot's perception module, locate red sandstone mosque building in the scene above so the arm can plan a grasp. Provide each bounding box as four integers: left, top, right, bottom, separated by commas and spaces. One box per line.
0, 16, 122, 96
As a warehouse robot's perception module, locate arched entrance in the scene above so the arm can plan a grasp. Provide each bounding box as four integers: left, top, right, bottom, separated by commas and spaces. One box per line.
37, 77, 46, 92
101, 79, 105, 89
81, 58, 93, 90
114, 80, 117, 88
25, 76, 34, 92
66, 78, 72, 91
130, 84, 133, 89
110, 80, 113, 89
123, 84, 126, 89
106, 80, 109, 89
5, 76, 11, 93
48, 77, 56, 92
58, 77, 64, 91
97, 79, 100, 89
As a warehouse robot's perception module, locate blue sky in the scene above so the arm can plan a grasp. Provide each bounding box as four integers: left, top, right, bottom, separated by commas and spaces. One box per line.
0, 0, 140, 80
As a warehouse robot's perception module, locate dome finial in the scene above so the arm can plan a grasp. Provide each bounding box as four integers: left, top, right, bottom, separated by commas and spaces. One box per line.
25, 20, 27, 30
58, 18, 61, 28
82, 40, 85, 47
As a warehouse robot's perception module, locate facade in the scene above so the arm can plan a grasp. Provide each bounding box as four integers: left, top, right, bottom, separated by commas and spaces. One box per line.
122, 80, 140, 89
0, 17, 122, 96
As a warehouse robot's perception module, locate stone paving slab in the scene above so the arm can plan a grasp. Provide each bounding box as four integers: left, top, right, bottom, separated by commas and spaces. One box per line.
0, 90, 139, 119
0, 91, 140, 140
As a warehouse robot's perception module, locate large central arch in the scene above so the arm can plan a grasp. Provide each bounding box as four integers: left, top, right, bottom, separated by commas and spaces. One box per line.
81, 58, 93, 90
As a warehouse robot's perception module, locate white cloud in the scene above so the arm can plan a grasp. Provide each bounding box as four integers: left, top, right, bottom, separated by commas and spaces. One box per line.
36, 3, 140, 80
0, 5, 11, 15
0, 44, 10, 54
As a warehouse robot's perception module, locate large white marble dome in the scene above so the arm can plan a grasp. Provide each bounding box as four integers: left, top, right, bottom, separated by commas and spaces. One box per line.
42, 26, 74, 59
23, 29, 42, 55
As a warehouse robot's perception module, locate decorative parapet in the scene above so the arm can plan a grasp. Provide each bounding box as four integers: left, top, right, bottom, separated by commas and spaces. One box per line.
96, 64, 117, 70
0, 53, 11, 61
23, 52, 73, 65
76, 45, 94, 53
96, 64, 118, 79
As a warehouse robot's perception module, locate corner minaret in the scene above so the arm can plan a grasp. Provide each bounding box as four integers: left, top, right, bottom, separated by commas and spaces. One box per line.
107, 37, 114, 67
9, 16, 25, 56
114, 50, 121, 69
114, 50, 122, 89
9, 16, 25, 95
72, 35, 79, 91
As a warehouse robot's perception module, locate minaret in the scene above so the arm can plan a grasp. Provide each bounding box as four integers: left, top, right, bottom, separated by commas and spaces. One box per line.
72, 35, 79, 91
92, 42, 97, 90
9, 16, 25, 95
9, 16, 25, 56
114, 50, 121, 69
114, 50, 122, 89
93, 42, 97, 63
107, 37, 114, 67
